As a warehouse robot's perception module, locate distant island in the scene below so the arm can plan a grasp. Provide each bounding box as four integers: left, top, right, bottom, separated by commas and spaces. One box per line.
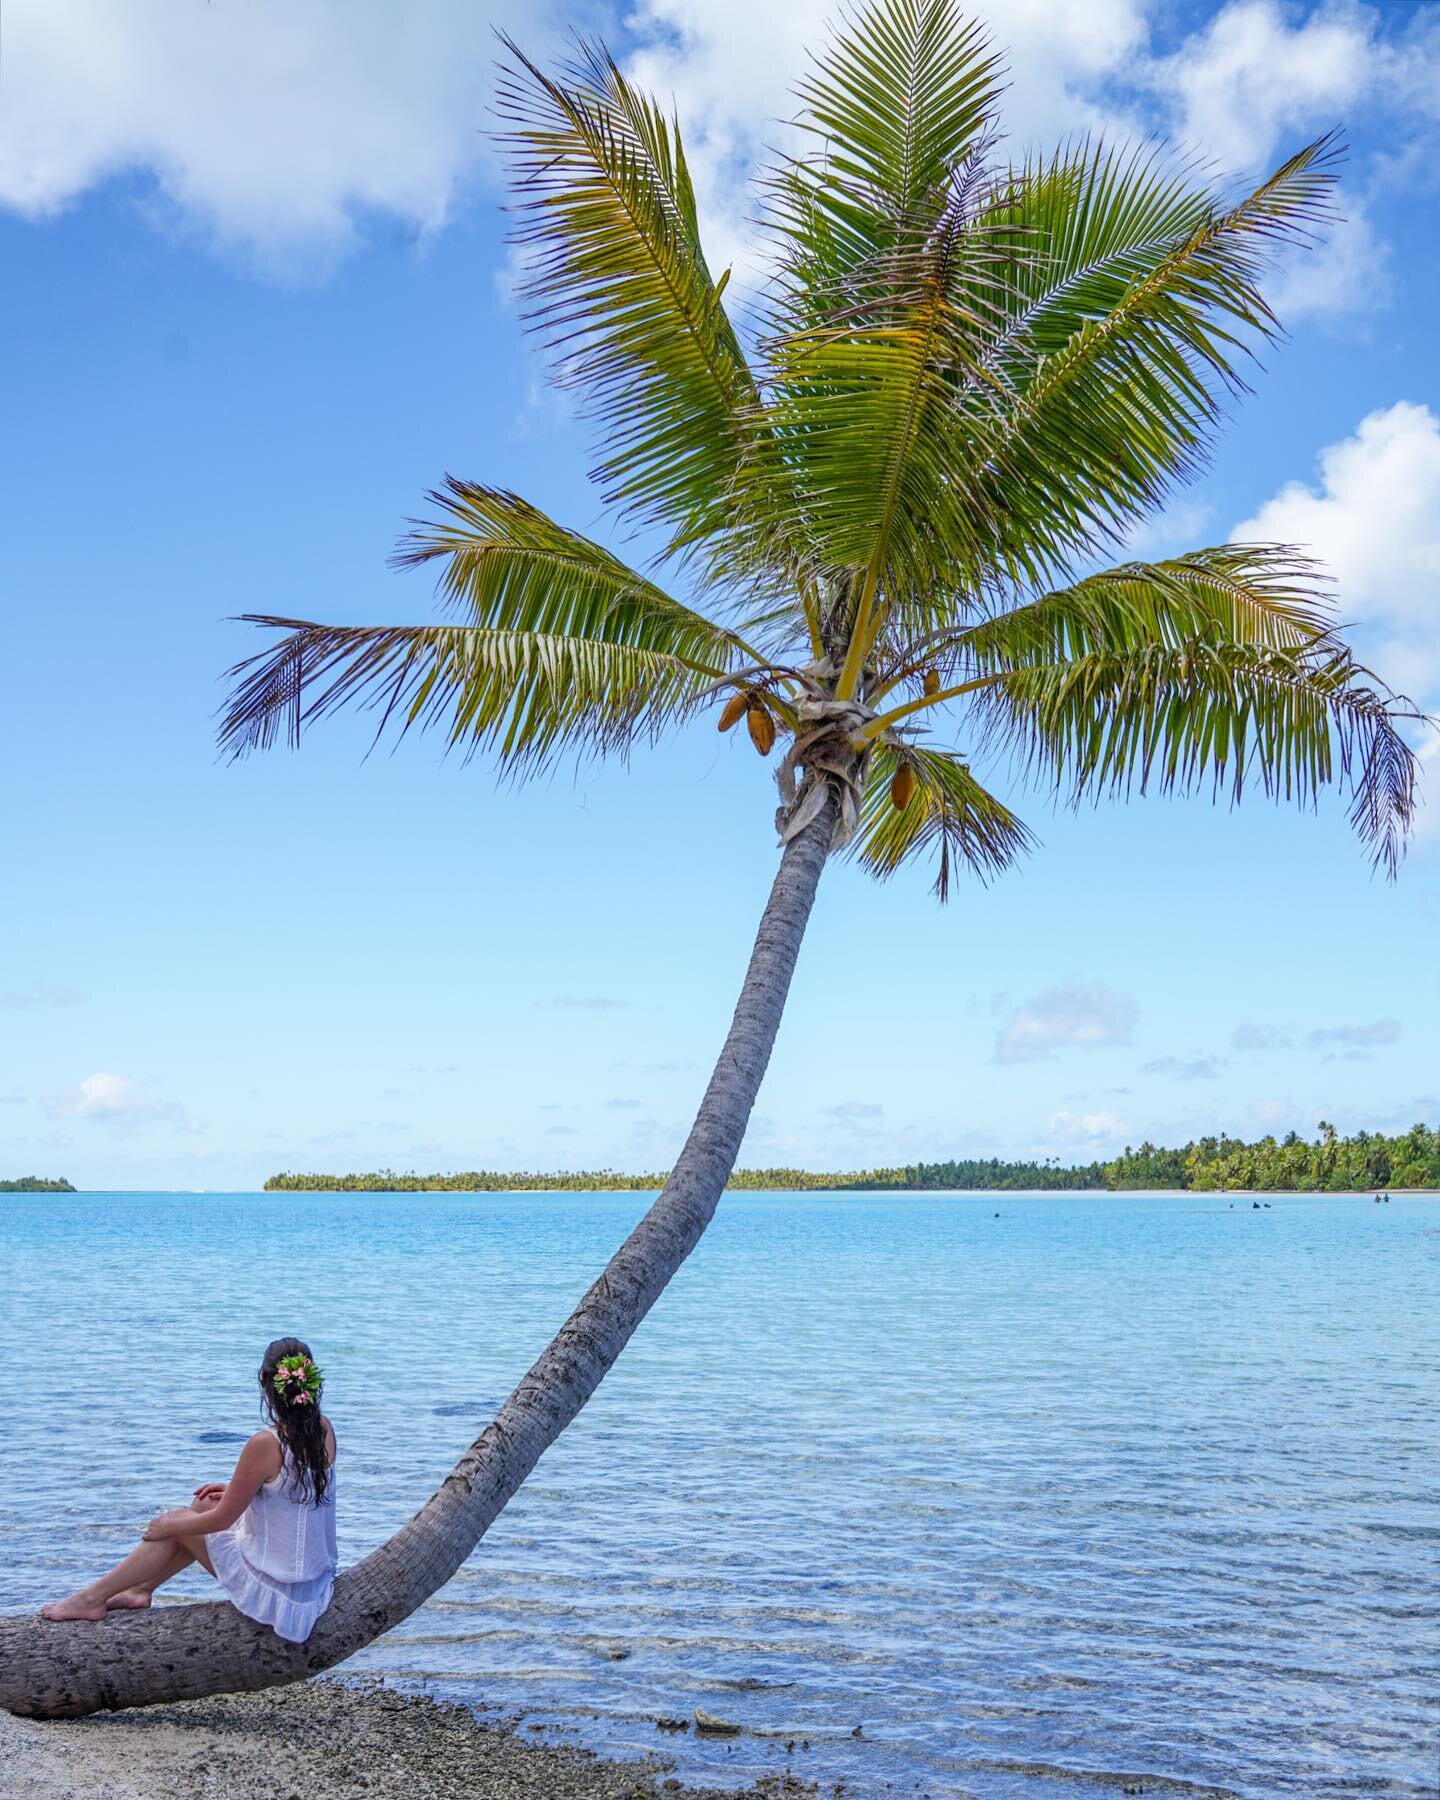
0, 1175, 76, 1192
267, 1121, 1440, 1194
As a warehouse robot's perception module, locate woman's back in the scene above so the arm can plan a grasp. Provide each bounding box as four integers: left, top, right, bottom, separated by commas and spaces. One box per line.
238, 1428, 337, 1584
208, 1419, 338, 1642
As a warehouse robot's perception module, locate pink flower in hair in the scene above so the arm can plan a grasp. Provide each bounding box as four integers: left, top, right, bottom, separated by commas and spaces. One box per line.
272, 1351, 323, 1403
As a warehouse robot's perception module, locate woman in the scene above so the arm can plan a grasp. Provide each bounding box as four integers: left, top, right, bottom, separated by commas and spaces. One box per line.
40, 1336, 338, 1644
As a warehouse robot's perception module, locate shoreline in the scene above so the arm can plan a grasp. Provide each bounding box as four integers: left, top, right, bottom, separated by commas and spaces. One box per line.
0, 1678, 817, 1799
9, 1186, 1440, 1197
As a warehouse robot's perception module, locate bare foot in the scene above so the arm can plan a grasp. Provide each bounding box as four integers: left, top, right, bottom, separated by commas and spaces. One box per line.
105, 1588, 152, 1611
39, 1592, 108, 1622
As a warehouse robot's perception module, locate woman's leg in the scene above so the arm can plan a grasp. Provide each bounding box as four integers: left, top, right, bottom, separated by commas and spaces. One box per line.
41, 1531, 215, 1622
105, 1541, 194, 1611
108, 1532, 217, 1609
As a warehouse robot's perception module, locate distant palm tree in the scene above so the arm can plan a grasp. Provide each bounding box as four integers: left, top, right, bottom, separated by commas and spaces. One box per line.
3, 0, 1416, 1718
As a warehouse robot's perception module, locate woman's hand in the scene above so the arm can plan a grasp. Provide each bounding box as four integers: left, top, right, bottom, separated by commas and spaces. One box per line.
192, 1484, 226, 1510
142, 1508, 193, 1542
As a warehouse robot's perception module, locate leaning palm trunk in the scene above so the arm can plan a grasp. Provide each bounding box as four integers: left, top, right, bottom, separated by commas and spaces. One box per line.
0, 798, 836, 1719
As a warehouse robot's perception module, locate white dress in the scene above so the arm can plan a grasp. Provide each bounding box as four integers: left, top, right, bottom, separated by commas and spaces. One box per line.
207, 1429, 338, 1644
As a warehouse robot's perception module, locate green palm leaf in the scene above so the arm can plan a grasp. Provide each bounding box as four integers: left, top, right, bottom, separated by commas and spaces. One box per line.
222, 493, 756, 766
219, 617, 726, 770
761, 1, 1015, 668
961, 137, 1341, 582
851, 742, 1034, 899
394, 478, 761, 667
495, 38, 764, 557
949, 545, 1335, 671
972, 640, 1415, 877
765, 215, 999, 655
863, 548, 1417, 877
768, 0, 1004, 323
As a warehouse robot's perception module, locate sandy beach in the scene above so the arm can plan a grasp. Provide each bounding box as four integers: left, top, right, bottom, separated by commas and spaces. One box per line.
0, 1680, 817, 1800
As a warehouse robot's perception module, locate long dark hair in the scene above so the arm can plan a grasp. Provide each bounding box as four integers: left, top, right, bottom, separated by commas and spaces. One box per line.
258, 1336, 331, 1506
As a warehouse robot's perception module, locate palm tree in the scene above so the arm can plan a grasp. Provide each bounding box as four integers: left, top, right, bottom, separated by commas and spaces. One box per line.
1, 0, 1416, 1718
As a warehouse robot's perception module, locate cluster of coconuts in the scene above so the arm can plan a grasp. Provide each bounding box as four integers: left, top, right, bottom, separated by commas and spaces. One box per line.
717, 690, 776, 755
719, 668, 942, 816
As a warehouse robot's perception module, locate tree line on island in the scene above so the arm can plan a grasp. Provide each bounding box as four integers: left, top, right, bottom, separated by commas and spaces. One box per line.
0, 1176, 76, 1192
265, 1121, 1440, 1195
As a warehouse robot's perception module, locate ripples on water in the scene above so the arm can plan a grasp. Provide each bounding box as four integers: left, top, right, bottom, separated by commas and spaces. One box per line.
2, 1190, 1435, 1798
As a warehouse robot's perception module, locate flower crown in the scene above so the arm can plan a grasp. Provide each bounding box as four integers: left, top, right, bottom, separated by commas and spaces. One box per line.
271, 1353, 322, 1407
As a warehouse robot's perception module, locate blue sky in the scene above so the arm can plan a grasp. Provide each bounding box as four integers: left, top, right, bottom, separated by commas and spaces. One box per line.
2, 0, 1438, 1190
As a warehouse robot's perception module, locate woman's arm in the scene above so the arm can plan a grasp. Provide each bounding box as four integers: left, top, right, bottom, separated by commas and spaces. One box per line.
143, 1431, 281, 1540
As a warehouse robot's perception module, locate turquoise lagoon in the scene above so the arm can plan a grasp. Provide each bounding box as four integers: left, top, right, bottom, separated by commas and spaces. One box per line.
2, 1189, 1434, 1797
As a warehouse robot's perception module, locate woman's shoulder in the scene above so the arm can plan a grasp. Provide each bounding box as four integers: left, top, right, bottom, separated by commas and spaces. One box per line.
248, 1428, 284, 1463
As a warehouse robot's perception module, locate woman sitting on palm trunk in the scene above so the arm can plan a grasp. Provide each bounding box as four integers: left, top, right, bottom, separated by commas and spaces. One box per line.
40, 1337, 338, 1645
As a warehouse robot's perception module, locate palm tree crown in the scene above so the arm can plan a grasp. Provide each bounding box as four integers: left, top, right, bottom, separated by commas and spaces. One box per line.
222, 0, 1417, 881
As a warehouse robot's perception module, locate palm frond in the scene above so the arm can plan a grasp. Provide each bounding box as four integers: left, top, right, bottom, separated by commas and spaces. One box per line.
220, 617, 729, 770
766, 0, 1004, 327
765, 178, 1024, 672
952, 544, 1335, 671
958, 136, 1342, 583
220, 493, 802, 775
972, 639, 1416, 876
755, 1, 1019, 669
764, 243, 990, 649
981, 142, 1229, 367
495, 37, 765, 556
851, 741, 1034, 898
394, 478, 760, 666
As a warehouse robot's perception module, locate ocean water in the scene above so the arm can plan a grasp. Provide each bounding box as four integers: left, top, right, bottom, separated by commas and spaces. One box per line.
1, 1188, 1435, 1798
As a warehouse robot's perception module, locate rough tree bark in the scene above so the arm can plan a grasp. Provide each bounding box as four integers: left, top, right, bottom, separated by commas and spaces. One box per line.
0, 791, 839, 1719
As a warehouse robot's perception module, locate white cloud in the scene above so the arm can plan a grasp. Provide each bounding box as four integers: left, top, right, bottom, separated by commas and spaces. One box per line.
1232, 401, 1440, 706
1148, 0, 1439, 168
0, 0, 1150, 284
0, 0, 537, 276
1048, 1107, 1127, 1146
995, 981, 1136, 1063
1149, 1, 1374, 172
45, 1071, 193, 1132
1120, 497, 1216, 560
1267, 196, 1392, 322
1142, 4, 1440, 321
2, 0, 1433, 308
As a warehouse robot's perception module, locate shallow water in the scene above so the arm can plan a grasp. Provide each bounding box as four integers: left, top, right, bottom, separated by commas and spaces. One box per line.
2, 1189, 1435, 1797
